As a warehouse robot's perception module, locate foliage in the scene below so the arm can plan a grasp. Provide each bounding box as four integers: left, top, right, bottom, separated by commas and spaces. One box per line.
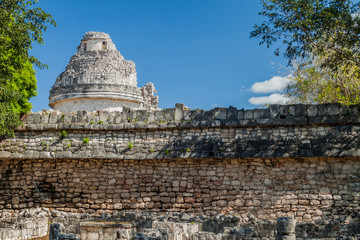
60, 130, 68, 139
0, 0, 56, 138
250, 0, 360, 70
0, 88, 22, 137
127, 142, 134, 149
83, 137, 90, 144
251, 0, 360, 105
286, 53, 360, 105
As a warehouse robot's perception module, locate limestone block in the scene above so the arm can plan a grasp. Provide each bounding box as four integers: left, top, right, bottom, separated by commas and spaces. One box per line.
175, 103, 185, 122
80, 221, 136, 240
59, 233, 80, 240
277, 217, 296, 239
214, 108, 227, 120
117, 229, 130, 240
50, 223, 65, 240
152, 221, 200, 240
276, 234, 296, 240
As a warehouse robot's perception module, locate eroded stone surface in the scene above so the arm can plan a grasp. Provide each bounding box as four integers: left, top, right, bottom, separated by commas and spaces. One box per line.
1, 104, 360, 239
49, 31, 159, 112
0, 208, 49, 240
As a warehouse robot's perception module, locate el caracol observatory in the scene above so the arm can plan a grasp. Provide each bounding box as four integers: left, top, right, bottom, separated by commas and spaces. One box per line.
49, 31, 159, 112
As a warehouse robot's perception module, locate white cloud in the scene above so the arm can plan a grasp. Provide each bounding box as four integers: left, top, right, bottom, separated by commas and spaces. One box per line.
248, 93, 289, 105
250, 75, 292, 94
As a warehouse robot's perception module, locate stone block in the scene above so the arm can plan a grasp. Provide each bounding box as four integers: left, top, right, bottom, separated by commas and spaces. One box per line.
307, 105, 318, 117
162, 108, 175, 122
117, 229, 130, 240
294, 104, 307, 116
277, 217, 296, 234
237, 110, 244, 120
59, 233, 79, 240
227, 106, 237, 120
276, 235, 296, 240
244, 110, 253, 120
99, 111, 110, 123
50, 223, 65, 240
40, 113, 50, 124
328, 103, 341, 115
175, 103, 185, 122
269, 105, 281, 119
49, 112, 58, 124
214, 108, 227, 120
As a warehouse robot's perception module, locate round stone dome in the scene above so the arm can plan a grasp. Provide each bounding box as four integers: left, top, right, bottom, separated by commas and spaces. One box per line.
49, 31, 156, 112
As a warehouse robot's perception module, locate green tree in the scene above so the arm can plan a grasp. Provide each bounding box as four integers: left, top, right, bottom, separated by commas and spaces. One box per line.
0, 0, 56, 138
286, 53, 360, 105
250, 0, 360, 69
251, 0, 360, 105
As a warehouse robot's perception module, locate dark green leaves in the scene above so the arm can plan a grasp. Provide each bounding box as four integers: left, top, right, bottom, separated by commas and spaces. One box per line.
252, 0, 360, 106
251, 0, 360, 69
0, 0, 56, 138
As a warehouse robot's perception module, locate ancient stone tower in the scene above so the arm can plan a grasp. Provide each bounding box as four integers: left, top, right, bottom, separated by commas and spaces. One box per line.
49, 31, 159, 112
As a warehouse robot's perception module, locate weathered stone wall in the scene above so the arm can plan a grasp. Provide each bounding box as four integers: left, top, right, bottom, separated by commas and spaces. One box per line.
53, 98, 142, 113
0, 208, 49, 240
0, 157, 359, 224
1, 103, 360, 238
2, 104, 360, 160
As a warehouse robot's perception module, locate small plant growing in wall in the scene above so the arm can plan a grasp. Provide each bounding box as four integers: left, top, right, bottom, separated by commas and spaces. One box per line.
90, 120, 94, 125
83, 137, 90, 144
149, 148, 155, 153
60, 130, 68, 139
181, 148, 191, 153
66, 140, 71, 148
127, 142, 134, 149
164, 149, 169, 156
97, 120, 103, 124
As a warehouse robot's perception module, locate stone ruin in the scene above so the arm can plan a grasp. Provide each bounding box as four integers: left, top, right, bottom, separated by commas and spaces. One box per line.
0, 208, 317, 240
1, 31, 360, 240
49, 32, 159, 112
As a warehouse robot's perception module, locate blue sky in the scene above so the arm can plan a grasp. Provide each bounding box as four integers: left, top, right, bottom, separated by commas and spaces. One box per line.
30, 0, 290, 112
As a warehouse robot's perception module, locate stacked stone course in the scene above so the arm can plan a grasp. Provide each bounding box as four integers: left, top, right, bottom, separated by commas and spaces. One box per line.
1, 103, 360, 238
0, 157, 359, 223
2, 103, 360, 160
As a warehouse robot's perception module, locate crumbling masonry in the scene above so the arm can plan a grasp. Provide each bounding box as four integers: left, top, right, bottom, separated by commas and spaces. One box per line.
0, 32, 359, 239
0, 104, 360, 239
